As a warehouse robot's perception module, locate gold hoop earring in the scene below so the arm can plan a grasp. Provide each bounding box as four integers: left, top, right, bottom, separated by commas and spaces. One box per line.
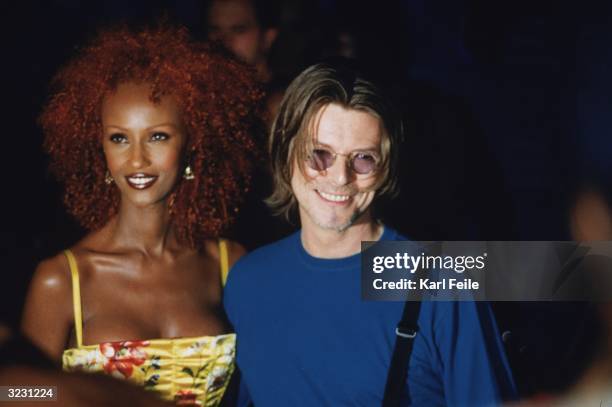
183, 165, 195, 180
104, 170, 114, 185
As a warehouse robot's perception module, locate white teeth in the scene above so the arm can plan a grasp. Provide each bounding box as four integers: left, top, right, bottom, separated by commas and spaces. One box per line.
128, 177, 155, 185
319, 191, 350, 202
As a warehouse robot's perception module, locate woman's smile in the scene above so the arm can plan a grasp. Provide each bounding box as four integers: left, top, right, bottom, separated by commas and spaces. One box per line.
125, 173, 158, 190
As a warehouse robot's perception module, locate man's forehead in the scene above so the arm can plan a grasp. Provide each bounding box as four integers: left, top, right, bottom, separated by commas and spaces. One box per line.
309, 103, 382, 149
208, 0, 257, 25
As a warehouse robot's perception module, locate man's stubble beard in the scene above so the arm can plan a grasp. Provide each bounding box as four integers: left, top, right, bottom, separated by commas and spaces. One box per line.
307, 206, 366, 233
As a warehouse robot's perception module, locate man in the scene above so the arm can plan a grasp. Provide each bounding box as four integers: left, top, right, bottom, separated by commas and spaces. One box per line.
224, 62, 517, 405
205, 0, 278, 83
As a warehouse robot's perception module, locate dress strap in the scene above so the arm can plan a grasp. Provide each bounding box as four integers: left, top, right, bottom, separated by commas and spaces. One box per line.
219, 239, 229, 287
63, 250, 83, 348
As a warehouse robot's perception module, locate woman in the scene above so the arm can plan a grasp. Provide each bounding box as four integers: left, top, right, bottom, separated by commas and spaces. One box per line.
21, 22, 261, 406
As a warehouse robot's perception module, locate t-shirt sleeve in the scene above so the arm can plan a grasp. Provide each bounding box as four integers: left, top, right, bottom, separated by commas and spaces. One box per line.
407, 301, 517, 406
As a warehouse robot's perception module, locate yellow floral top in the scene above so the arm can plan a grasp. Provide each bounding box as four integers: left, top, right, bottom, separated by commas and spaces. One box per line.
61, 241, 236, 406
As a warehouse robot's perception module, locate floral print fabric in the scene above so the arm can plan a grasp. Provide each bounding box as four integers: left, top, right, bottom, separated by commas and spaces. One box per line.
62, 333, 235, 406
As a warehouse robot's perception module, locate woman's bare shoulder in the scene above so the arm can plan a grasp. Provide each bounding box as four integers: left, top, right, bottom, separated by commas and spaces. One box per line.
32, 229, 107, 292
31, 251, 72, 294
21, 251, 75, 358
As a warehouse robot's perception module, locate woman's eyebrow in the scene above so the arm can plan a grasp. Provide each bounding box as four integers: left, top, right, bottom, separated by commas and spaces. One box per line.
146, 123, 181, 130
103, 123, 181, 131
104, 124, 128, 130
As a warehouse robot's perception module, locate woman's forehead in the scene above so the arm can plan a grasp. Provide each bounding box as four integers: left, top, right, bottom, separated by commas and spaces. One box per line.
102, 83, 182, 125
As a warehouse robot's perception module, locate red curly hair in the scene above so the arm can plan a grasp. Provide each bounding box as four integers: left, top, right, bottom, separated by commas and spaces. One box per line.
40, 22, 263, 248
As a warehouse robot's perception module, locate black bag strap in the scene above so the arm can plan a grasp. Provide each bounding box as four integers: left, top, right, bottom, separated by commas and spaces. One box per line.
383, 243, 438, 407
382, 299, 422, 407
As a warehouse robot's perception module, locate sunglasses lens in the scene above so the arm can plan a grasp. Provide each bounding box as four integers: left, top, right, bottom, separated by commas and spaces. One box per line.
308, 149, 334, 171
352, 153, 377, 174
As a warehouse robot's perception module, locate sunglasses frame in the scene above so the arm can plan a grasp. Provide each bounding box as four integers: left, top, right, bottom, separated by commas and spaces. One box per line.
306, 146, 380, 175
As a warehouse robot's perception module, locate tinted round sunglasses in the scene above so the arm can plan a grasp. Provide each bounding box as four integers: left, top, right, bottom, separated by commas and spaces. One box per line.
307, 147, 380, 175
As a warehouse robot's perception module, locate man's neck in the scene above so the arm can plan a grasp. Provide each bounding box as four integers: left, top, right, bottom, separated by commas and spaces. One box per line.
300, 219, 384, 259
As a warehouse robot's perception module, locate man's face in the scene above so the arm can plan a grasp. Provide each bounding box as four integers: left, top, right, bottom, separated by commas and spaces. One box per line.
207, 0, 264, 65
291, 103, 383, 232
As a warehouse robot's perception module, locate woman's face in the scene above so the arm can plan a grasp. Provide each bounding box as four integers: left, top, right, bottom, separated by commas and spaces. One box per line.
101, 82, 187, 208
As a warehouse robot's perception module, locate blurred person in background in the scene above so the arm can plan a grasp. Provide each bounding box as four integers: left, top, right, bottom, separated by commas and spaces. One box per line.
509, 179, 612, 405
1, 319, 172, 407
204, 0, 279, 84
202, 0, 296, 250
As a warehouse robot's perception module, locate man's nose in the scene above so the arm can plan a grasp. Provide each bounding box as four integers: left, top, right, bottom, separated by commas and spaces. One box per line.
214, 31, 232, 48
326, 156, 352, 186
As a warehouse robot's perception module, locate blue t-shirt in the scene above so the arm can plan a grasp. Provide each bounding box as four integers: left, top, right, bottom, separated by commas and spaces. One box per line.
225, 227, 516, 406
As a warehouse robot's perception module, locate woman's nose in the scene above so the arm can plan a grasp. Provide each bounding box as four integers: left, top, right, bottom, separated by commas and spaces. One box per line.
129, 142, 151, 169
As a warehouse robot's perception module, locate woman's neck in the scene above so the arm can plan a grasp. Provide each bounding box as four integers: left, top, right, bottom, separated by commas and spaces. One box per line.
109, 200, 176, 256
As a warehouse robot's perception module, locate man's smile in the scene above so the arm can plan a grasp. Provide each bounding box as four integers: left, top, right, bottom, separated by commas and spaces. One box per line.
316, 189, 351, 203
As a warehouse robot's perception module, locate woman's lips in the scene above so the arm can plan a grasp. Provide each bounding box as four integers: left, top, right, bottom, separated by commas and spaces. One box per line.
125, 174, 158, 190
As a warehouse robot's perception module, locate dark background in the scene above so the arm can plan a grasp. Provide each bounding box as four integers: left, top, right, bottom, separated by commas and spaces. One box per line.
2, 0, 611, 398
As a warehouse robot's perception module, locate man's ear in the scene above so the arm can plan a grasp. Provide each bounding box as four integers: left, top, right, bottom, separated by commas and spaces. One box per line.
262, 28, 279, 52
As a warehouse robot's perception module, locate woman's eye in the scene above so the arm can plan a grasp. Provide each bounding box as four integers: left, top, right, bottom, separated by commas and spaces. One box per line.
109, 133, 127, 144
151, 132, 169, 142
